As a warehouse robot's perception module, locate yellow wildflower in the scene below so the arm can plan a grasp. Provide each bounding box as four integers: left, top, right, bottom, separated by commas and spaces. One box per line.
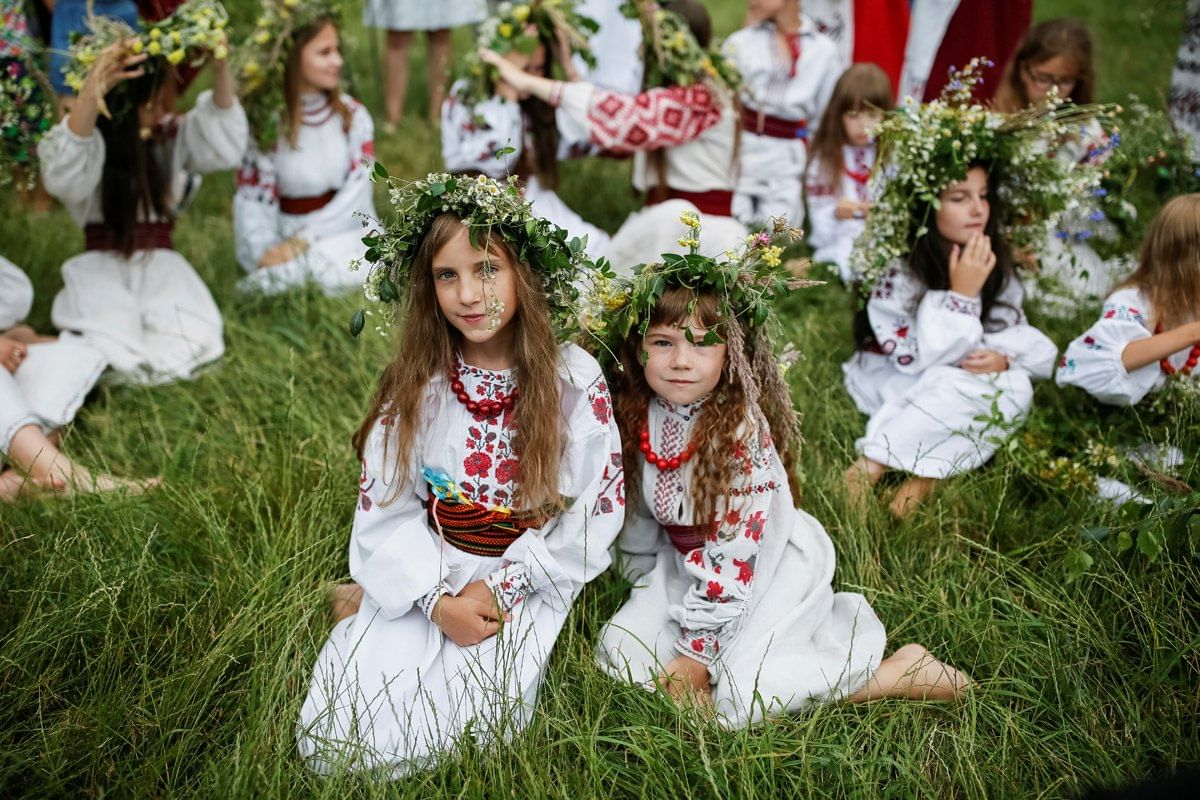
129, 40, 144, 54
149, 28, 161, 40
498, 23, 514, 38
762, 246, 783, 267
284, 0, 299, 6
243, 61, 260, 77
147, 40, 163, 56
512, 4, 531, 22
679, 211, 701, 230
213, 44, 228, 61
254, 30, 271, 45
170, 30, 182, 45
167, 49, 185, 66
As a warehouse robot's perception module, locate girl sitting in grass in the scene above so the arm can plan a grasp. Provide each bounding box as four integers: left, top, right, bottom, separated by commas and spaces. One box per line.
38, 2, 245, 386
804, 62, 892, 283
1, 255, 156, 501
233, 2, 377, 296
841, 64, 1089, 517
592, 215, 969, 725
296, 173, 624, 775
1057, 194, 1200, 406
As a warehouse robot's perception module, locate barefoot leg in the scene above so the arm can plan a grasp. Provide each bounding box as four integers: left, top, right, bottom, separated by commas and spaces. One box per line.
6, 425, 158, 498
425, 28, 452, 122
848, 643, 971, 703
330, 582, 364, 624
383, 30, 413, 125
889, 476, 937, 518
845, 456, 887, 508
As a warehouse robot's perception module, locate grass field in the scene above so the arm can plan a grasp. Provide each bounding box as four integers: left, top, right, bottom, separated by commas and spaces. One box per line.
2, 1, 1198, 797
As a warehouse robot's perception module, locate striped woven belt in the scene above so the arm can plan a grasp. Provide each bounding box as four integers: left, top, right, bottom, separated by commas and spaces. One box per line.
426, 494, 548, 558
662, 523, 716, 555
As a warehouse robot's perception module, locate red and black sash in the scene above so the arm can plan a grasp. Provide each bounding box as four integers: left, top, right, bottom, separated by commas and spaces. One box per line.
426, 495, 550, 558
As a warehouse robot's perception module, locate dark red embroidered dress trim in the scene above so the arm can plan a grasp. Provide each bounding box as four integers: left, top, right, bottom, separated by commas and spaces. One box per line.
84, 221, 174, 251
662, 523, 717, 554
740, 106, 809, 140
280, 189, 337, 215
659, 189, 734, 217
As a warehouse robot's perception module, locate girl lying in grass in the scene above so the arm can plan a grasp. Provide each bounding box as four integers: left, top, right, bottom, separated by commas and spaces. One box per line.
592, 215, 969, 724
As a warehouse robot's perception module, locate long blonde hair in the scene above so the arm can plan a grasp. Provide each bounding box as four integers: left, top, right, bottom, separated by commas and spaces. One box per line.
1120, 194, 1200, 331
354, 213, 565, 510
611, 287, 800, 526
283, 19, 353, 149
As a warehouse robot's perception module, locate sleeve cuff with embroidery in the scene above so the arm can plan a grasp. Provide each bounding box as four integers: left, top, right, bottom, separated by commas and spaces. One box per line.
417, 584, 449, 621
944, 292, 982, 316
484, 562, 534, 613
674, 629, 719, 666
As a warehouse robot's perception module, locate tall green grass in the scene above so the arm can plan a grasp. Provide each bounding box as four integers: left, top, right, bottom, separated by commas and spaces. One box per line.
2, 1, 1197, 797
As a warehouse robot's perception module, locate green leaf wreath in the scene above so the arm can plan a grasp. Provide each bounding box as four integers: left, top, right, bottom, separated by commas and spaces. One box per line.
619, 0, 740, 94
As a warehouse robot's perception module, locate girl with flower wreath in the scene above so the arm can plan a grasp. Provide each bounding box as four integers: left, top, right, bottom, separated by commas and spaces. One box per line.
38, 1, 246, 385
1, 254, 158, 502
296, 173, 625, 775
804, 62, 892, 283
232, 1, 377, 296
481, 0, 748, 275
441, 0, 611, 258
723, 0, 843, 228
1057, 194, 1200, 409
842, 71, 1071, 516
594, 215, 969, 724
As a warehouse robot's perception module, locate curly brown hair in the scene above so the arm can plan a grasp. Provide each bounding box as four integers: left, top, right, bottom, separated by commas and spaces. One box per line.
610, 287, 801, 526
353, 213, 564, 511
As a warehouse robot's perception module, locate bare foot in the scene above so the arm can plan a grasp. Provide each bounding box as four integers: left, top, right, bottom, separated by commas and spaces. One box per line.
0, 468, 67, 502
889, 476, 937, 518
2, 325, 56, 345
845, 457, 885, 511
83, 473, 163, 495
330, 583, 364, 624
850, 643, 972, 703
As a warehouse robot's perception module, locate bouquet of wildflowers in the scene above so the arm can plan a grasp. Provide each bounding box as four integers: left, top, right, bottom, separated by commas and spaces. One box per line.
1, 58, 54, 189
619, 0, 740, 93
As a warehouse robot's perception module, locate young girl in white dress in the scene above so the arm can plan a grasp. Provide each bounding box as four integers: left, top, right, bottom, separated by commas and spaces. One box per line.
804, 63, 891, 283
1057, 194, 1200, 407
723, 0, 843, 227
481, 0, 747, 274
440, 1, 610, 256
594, 219, 968, 724
38, 23, 246, 386
296, 174, 624, 776
0, 255, 157, 501
234, 11, 377, 295
843, 165, 1058, 516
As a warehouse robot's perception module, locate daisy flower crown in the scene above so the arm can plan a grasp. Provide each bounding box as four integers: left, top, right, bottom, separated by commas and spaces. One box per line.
619, 0, 741, 94
352, 168, 601, 341
589, 212, 812, 367
63, 0, 228, 104
851, 58, 1110, 291
456, 0, 599, 109
236, 0, 343, 150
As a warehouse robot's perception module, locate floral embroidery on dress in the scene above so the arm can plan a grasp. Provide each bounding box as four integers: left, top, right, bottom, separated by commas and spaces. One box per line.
677, 629, 720, 664
358, 460, 375, 511
945, 293, 982, 316
594, 451, 625, 516
485, 562, 534, 612
456, 359, 519, 507
1102, 303, 1147, 325
590, 380, 612, 424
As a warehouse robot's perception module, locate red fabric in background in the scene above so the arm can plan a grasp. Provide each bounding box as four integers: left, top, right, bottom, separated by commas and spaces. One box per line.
852, 0, 910, 92
921, 0, 1032, 103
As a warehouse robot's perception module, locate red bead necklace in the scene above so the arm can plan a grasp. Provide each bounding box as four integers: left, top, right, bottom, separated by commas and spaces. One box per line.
449, 361, 518, 419
1154, 324, 1200, 376
639, 424, 698, 471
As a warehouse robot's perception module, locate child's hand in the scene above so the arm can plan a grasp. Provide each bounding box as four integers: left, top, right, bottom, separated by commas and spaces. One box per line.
834, 199, 870, 221
479, 47, 534, 96
948, 232, 997, 298
432, 593, 504, 647
90, 39, 149, 97
258, 238, 309, 268
458, 579, 507, 618
959, 349, 1009, 374
0, 336, 28, 374
655, 655, 713, 708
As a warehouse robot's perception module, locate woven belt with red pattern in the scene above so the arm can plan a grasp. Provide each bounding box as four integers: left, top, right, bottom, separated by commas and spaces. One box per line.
660, 189, 735, 217
426, 494, 549, 558
280, 189, 336, 215
740, 106, 809, 141
662, 523, 717, 555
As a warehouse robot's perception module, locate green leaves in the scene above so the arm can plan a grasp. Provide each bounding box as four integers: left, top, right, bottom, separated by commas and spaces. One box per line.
349, 308, 365, 338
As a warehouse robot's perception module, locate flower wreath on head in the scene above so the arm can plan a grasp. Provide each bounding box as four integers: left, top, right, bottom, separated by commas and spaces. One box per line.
851, 58, 1112, 292
2, 45, 55, 189
63, 0, 228, 115
352, 167, 602, 341
456, 0, 599, 110
590, 212, 815, 452
235, 0, 342, 150
619, 0, 740, 94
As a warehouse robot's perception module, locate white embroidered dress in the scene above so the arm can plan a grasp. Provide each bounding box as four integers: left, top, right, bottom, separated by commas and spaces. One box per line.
1056, 286, 1197, 405
38, 91, 247, 386
556, 81, 748, 274
597, 397, 885, 727
0, 255, 107, 455
235, 93, 376, 295
723, 14, 843, 227
805, 143, 875, 282
440, 82, 611, 258
842, 263, 1058, 478
298, 344, 625, 775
